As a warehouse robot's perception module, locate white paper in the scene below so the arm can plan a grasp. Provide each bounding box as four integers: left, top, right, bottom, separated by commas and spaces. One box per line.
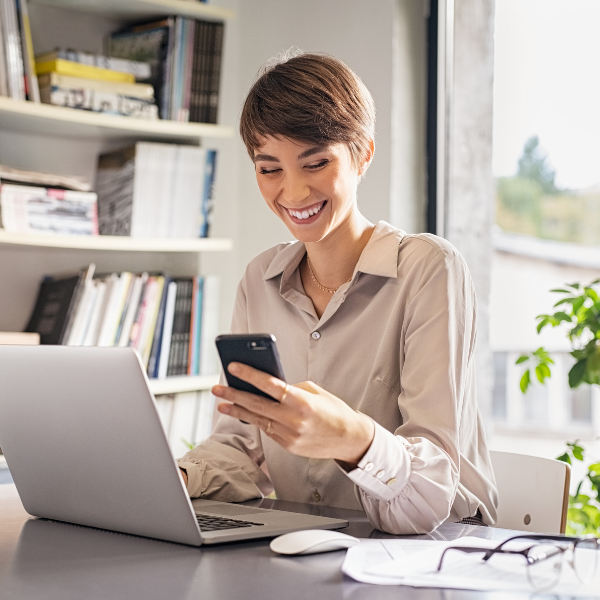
342, 536, 600, 597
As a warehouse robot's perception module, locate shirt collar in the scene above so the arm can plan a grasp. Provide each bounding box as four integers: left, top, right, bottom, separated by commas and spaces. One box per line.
262, 220, 406, 282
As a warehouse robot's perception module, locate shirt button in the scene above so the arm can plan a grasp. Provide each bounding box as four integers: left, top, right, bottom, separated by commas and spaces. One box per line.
386, 478, 397, 486
311, 331, 321, 340
313, 491, 321, 502
376, 470, 386, 479
364, 462, 374, 472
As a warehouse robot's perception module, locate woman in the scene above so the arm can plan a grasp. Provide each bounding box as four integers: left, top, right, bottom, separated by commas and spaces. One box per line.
178, 52, 498, 534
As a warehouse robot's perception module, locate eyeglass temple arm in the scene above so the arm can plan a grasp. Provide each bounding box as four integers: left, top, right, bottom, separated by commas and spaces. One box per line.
437, 546, 524, 572
483, 534, 581, 562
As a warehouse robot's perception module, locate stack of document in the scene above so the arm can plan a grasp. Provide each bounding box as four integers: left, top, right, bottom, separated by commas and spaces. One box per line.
342, 536, 600, 596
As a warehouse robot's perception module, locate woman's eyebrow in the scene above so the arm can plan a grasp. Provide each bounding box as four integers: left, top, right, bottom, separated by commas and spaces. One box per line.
253, 153, 279, 163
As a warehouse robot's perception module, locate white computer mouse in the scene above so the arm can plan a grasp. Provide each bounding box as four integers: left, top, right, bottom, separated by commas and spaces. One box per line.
270, 529, 360, 555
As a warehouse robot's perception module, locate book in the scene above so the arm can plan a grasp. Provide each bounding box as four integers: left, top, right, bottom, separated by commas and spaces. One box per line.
35, 49, 151, 80
200, 149, 217, 237
37, 72, 154, 100
0, 331, 39, 345
35, 58, 135, 83
0, 0, 26, 100
117, 273, 147, 347
0, 164, 92, 192
157, 280, 177, 379
39, 84, 159, 119
0, 183, 98, 236
16, 0, 39, 102
95, 142, 215, 239
25, 264, 94, 345
147, 276, 171, 378
167, 278, 193, 377
199, 275, 219, 376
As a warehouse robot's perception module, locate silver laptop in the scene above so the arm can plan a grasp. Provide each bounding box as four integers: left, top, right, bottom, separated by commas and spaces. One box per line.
0, 346, 347, 546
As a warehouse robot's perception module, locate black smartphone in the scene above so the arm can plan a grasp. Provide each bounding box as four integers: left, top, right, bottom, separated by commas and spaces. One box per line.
215, 334, 286, 401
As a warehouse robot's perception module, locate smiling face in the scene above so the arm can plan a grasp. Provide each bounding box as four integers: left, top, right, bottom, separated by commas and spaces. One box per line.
254, 136, 368, 244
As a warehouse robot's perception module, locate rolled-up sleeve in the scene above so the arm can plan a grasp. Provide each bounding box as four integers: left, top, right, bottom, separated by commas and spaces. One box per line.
342, 246, 479, 534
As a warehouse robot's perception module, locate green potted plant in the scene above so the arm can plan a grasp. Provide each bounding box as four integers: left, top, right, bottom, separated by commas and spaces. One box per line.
517, 280, 600, 536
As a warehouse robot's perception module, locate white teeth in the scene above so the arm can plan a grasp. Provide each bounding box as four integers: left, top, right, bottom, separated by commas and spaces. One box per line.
289, 202, 324, 220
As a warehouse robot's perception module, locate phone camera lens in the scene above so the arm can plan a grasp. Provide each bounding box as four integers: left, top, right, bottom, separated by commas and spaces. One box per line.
250, 341, 257, 347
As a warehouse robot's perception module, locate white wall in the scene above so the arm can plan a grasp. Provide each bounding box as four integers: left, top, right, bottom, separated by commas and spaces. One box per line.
232, 0, 427, 280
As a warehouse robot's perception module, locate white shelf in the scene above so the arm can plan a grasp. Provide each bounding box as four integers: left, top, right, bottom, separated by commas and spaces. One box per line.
148, 374, 219, 396
30, 0, 236, 22
0, 230, 233, 252
0, 97, 234, 143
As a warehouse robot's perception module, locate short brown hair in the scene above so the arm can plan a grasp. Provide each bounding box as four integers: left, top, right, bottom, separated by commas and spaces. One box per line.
239, 52, 375, 169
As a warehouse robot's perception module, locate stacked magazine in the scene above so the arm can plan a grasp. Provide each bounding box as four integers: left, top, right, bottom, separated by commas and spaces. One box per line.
95, 142, 217, 238
0, 164, 97, 235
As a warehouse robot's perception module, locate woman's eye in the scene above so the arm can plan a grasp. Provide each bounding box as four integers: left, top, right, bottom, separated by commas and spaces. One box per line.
259, 167, 281, 175
306, 159, 329, 170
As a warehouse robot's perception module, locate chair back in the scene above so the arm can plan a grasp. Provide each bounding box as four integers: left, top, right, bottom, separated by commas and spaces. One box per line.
489, 450, 571, 534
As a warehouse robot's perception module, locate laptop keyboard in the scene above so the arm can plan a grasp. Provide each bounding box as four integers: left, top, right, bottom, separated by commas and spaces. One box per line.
195, 513, 265, 531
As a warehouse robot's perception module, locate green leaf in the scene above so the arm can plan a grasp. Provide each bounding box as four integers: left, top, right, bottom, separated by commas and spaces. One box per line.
585, 287, 599, 302
515, 355, 529, 364
535, 363, 551, 383
536, 318, 550, 334
556, 452, 571, 465
552, 311, 572, 323
550, 289, 571, 294
572, 446, 584, 461
568, 283, 581, 289
520, 369, 531, 393
568, 359, 587, 388
554, 297, 575, 307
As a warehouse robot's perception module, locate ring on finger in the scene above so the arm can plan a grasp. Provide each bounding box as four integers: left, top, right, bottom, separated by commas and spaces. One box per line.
266, 419, 273, 435
280, 384, 290, 403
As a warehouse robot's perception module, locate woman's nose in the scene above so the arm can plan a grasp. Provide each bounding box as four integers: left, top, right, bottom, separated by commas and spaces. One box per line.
282, 173, 310, 205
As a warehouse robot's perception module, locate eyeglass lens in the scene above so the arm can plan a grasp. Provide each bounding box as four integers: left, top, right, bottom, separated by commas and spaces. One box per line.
526, 544, 563, 591
573, 539, 599, 583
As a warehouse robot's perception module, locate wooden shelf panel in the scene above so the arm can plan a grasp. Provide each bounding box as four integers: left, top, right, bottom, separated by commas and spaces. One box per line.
0, 98, 234, 143
0, 230, 233, 252
148, 374, 219, 396
29, 0, 236, 21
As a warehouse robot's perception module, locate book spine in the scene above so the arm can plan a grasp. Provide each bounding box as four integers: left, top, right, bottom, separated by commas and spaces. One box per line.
208, 22, 224, 124
167, 279, 188, 377
0, 0, 25, 100
141, 276, 165, 370
148, 275, 171, 378
193, 277, 204, 376
200, 150, 218, 238
60, 263, 96, 345
157, 281, 177, 380
199, 275, 219, 376
36, 58, 136, 83
16, 0, 39, 102
187, 276, 198, 376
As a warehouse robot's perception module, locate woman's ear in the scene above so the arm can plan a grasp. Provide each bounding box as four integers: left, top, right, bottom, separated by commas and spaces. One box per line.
357, 139, 375, 178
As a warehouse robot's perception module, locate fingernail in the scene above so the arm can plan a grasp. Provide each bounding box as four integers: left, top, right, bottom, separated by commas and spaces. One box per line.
218, 403, 231, 414
228, 362, 240, 375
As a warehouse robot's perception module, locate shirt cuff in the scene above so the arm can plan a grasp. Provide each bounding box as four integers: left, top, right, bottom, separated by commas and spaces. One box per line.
341, 421, 412, 502
178, 460, 202, 497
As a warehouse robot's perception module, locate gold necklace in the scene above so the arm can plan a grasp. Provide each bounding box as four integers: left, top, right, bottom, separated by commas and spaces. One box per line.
306, 256, 352, 295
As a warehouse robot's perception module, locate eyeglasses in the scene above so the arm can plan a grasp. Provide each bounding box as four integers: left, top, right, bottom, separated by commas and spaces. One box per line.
437, 534, 600, 592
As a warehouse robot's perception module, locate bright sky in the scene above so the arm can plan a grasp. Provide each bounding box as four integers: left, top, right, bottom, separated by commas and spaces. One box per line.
493, 0, 600, 189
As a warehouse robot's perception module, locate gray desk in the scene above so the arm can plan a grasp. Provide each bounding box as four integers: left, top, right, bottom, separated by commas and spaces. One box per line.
0, 484, 549, 600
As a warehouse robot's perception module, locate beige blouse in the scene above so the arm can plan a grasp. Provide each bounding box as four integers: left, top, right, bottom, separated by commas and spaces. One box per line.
178, 221, 498, 534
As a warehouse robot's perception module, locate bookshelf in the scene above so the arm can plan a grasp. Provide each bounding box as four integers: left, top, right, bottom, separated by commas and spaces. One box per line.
0, 230, 233, 252
0, 97, 234, 144
0, 0, 235, 416
148, 374, 218, 396
29, 0, 236, 22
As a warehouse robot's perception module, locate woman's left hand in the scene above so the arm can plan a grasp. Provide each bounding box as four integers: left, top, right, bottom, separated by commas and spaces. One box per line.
212, 362, 375, 467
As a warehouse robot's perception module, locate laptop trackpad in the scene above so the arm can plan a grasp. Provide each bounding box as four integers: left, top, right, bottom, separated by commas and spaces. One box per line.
195, 504, 271, 517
